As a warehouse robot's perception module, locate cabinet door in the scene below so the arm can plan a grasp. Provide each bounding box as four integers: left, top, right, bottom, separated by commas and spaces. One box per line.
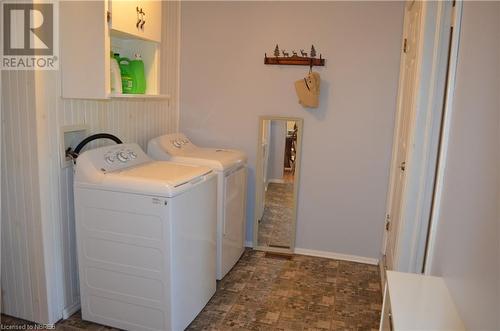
110, 1, 161, 43
139, 1, 162, 42
61, 1, 110, 99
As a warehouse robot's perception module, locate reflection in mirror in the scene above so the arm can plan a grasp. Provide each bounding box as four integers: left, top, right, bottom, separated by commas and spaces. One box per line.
254, 117, 302, 252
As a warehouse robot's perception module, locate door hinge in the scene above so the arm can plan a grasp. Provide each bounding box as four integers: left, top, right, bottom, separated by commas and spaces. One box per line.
451, 2, 457, 27
403, 38, 408, 53
399, 161, 406, 172
385, 214, 391, 231
107, 11, 111, 23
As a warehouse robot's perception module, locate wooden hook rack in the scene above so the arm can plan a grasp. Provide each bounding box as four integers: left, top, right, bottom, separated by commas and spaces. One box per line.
264, 54, 325, 66
264, 45, 325, 67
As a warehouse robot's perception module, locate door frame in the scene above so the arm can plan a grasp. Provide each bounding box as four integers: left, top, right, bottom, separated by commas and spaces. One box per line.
381, 1, 462, 275
381, 0, 425, 278
253, 116, 303, 254
423, 1, 463, 275
0, 46, 2, 314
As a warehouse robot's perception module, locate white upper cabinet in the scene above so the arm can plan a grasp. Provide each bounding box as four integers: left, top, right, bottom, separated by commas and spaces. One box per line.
61, 1, 164, 99
110, 1, 162, 43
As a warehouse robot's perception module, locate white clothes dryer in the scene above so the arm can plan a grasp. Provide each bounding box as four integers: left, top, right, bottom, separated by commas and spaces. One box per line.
148, 133, 247, 280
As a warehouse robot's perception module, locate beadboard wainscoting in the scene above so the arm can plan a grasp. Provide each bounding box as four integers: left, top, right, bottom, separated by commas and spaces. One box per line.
1, 70, 50, 323
1, 2, 180, 324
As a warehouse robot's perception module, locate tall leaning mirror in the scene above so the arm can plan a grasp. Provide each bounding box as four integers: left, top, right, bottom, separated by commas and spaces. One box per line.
254, 116, 303, 253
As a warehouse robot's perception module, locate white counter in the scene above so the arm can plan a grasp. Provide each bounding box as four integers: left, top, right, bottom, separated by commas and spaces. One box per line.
380, 271, 465, 331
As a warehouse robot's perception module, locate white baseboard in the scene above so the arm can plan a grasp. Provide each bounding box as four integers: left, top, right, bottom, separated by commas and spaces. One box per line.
294, 248, 379, 265
245, 240, 253, 248
62, 301, 80, 319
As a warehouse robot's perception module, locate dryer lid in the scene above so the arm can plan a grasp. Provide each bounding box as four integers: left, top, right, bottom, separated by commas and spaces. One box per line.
170, 149, 246, 171
149, 133, 247, 171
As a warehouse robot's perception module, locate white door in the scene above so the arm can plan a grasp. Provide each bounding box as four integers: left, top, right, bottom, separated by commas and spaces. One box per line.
383, 0, 423, 271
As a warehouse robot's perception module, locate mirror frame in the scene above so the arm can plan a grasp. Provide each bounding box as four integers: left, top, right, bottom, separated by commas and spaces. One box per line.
253, 116, 303, 254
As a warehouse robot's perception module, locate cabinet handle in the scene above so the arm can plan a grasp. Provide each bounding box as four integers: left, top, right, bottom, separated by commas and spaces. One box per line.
140, 10, 145, 29
136, 6, 141, 28
136, 7, 145, 29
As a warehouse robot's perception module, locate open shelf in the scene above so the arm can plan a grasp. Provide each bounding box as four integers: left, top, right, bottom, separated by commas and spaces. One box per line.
111, 33, 160, 97
109, 93, 170, 100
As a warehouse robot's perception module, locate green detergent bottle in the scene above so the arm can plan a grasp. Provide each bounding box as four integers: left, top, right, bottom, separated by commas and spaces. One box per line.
118, 57, 134, 94
130, 53, 146, 94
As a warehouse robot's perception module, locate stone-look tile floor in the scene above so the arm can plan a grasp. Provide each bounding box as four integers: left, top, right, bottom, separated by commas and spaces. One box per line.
0, 312, 116, 331
258, 183, 294, 248
187, 250, 382, 330
1, 250, 382, 331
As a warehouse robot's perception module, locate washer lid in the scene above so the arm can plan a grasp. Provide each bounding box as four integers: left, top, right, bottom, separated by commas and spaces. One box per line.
114, 161, 212, 187
78, 161, 212, 197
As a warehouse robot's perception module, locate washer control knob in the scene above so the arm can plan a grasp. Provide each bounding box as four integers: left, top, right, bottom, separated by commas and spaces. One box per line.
117, 151, 129, 162
129, 151, 137, 159
173, 140, 182, 148
105, 155, 115, 164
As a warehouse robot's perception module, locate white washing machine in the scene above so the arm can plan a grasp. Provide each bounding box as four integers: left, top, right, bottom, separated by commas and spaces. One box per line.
148, 133, 247, 280
74, 143, 217, 331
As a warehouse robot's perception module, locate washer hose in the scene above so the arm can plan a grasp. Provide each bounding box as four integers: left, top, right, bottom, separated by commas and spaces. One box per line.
66, 133, 123, 161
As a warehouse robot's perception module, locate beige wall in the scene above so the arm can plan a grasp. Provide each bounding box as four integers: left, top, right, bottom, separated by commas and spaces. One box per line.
180, 1, 404, 258
429, 2, 500, 329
